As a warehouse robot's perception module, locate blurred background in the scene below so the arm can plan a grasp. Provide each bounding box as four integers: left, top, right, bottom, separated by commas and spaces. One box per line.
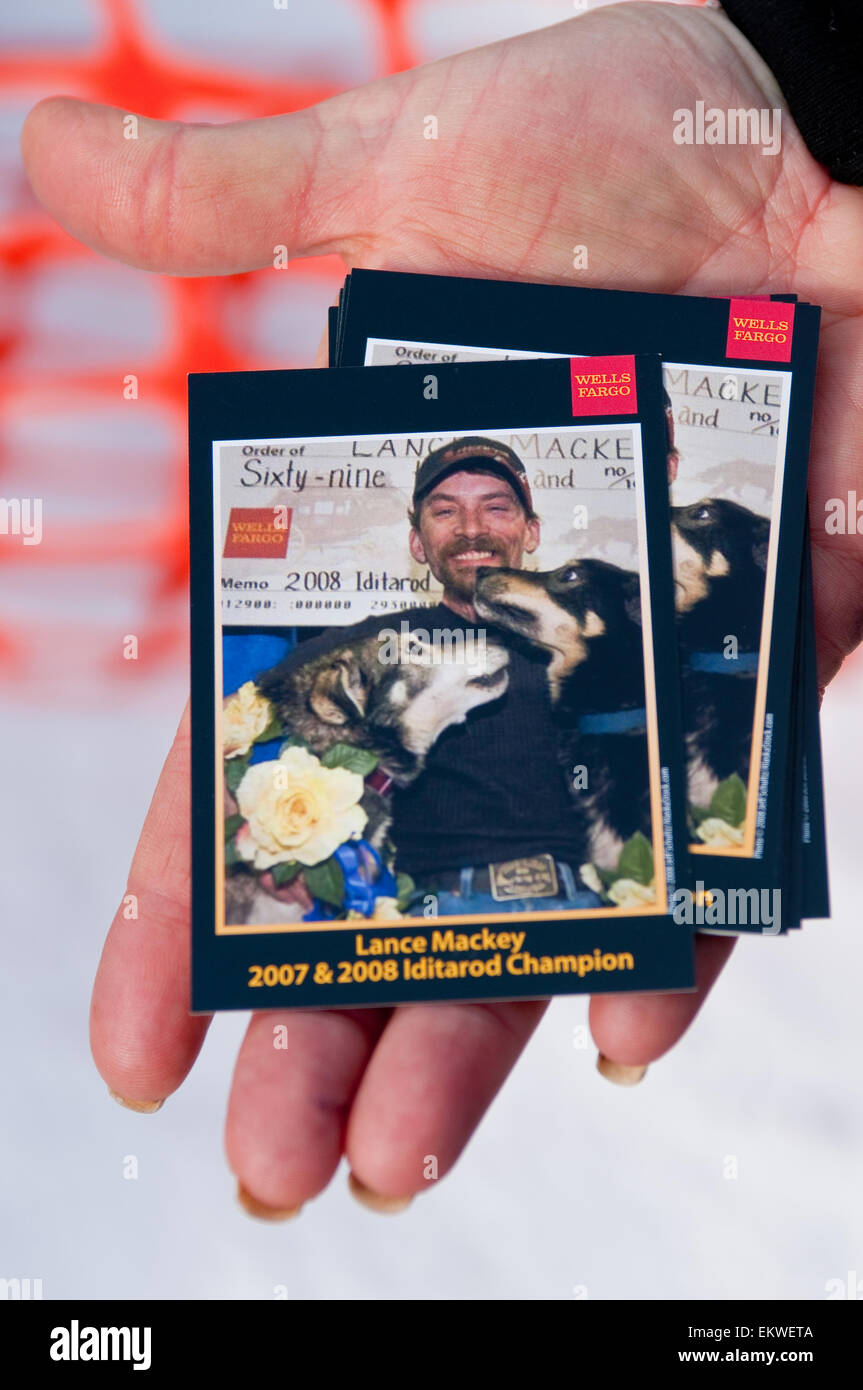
1, 0, 860, 1301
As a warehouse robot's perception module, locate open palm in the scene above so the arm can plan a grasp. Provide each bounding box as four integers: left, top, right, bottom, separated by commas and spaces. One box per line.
22, 1, 862, 1211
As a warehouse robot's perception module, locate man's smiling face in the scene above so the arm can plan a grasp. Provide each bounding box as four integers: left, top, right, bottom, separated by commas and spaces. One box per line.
409, 468, 539, 606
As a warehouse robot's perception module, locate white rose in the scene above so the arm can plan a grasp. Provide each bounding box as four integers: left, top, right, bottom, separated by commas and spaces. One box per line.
696, 817, 745, 848
223, 681, 274, 759
608, 878, 656, 910
235, 745, 367, 869
371, 896, 404, 919
579, 862, 604, 896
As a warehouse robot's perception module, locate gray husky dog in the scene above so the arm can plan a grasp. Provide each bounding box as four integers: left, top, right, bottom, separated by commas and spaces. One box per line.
225, 627, 509, 924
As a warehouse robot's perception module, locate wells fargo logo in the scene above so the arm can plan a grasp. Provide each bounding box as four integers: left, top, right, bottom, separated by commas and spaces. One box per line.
570, 355, 637, 416
726, 298, 795, 362
223, 507, 291, 559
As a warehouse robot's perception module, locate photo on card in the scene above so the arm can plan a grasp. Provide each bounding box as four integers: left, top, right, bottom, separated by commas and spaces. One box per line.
664, 363, 786, 857
361, 337, 788, 859
217, 421, 668, 932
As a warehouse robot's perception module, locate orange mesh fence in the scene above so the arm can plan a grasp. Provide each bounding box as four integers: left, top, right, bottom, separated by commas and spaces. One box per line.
0, 0, 713, 697
0, 0, 420, 692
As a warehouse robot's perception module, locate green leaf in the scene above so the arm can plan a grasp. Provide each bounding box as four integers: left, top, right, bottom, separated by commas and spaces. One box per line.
224, 813, 244, 842
616, 831, 654, 886
580, 863, 615, 901
708, 773, 747, 828
396, 872, 415, 911
320, 743, 379, 775
253, 716, 283, 744
270, 860, 302, 887
593, 863, 618, 888
224, 754, 250, 793
303, 858, 346, 907
224, 840, 241, 868
687, 802, 713, 826
281, 733, 309, 752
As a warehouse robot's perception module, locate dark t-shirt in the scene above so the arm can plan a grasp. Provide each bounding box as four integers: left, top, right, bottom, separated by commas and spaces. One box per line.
276, 603, 585, 877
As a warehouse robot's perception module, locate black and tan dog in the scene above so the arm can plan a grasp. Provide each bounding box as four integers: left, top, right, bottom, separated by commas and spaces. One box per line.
670, 497, 769, 808
475, 557, 649, 872
225, 628, 509, 923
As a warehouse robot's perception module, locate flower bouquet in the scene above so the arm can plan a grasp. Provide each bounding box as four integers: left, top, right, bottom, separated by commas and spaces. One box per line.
687, 771, 747, 847
579, 829, 657, 910
222, 682, 414, 923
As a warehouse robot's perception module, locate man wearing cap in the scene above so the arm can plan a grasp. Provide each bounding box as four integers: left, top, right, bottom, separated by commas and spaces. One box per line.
251, 435, 602, 916
388, 435, 601, 914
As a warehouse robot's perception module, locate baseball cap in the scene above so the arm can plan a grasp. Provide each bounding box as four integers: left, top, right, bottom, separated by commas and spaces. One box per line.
412, 436, 534, 515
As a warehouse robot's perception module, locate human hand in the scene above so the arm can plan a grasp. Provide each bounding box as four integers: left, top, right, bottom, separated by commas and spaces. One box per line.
21, 1, 861, 1210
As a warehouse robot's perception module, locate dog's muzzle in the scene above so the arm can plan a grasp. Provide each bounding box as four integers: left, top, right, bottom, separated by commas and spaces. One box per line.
474, 570, 540, 632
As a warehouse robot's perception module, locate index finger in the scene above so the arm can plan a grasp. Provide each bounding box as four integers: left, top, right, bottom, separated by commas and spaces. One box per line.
90, 702, 210, 1105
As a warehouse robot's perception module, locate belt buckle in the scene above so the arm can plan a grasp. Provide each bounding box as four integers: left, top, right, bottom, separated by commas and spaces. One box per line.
489, 853, 558, 901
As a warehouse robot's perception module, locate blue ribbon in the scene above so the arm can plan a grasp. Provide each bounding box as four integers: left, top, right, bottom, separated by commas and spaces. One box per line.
577, 707, 647, 734
302, 839, 399, 921
687, 651, 759, 674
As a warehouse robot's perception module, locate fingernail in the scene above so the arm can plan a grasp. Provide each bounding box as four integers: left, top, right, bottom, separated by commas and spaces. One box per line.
596, 1053, 648, 1086
108, 1088, 164, 1113
348, 1172, 413, 1214
236, 1181, 303, 1222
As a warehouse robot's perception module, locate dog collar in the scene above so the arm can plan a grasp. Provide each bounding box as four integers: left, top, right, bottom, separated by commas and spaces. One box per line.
366, 767, 394, 796
576, 707, 647, 734
687, 651, 759, 674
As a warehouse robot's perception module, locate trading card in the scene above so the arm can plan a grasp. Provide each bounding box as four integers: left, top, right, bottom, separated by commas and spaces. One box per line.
749, 297, 828, 925
333, 284, 828, 927
797, 525, 830, 920
190, 354, 694, 1011
334, 270, 823, 933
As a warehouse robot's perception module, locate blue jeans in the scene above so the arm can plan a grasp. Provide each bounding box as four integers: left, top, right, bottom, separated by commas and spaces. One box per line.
408, 862, 604, 916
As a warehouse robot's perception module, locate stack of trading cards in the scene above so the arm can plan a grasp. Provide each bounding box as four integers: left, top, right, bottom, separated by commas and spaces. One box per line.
331, 270, 827, 937
188, 271, 826, 1015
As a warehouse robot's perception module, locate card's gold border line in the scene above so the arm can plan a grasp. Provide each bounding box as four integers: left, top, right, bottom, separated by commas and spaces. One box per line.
213, 425, 669, 935
688, 370, 790, 859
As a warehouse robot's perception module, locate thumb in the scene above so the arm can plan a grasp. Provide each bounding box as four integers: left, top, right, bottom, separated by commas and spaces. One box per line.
20, 91, 398, 275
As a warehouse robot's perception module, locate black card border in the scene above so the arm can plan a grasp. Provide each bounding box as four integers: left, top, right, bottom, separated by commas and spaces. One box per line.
189, 354, 695, 1011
